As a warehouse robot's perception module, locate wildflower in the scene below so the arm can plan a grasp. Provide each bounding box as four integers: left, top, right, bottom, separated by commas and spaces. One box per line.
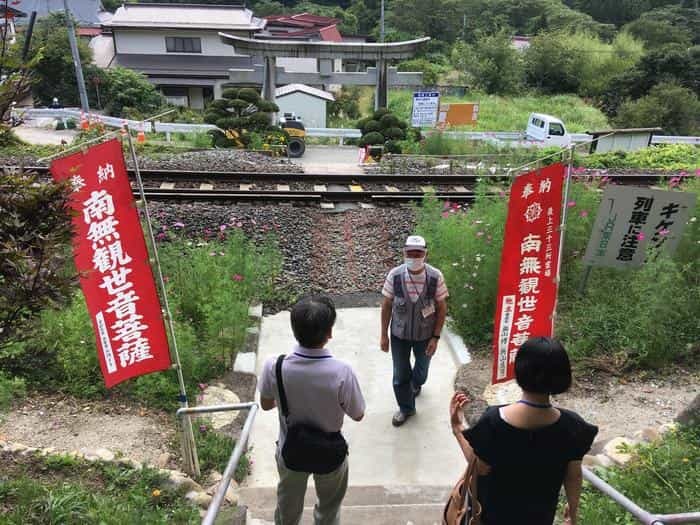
219, 251, 225, 256
452, 262, 459, 267
209, 252, 216, 256
580, 210, 588, 218
461, 304, 467, 308
476, 231, 484, 237
232, 274, 244, 281
220, 224, 227, 232
472, 272, 477, 277
156, 232, 167, 241
637, 232, 645, 241
444, 201, 451, 209
682, 458, 690, 463
690, 217, 697, 223
567, 201, 576, 208
199, 424, 208, 433
659, 229, 670, 236
152, 489, 161, 498
173, 222, 185, 229
499, 191, 506, 198
441, 212, 450, 218
695, 168, 700, 177
163, 276, 169, 283
198, 383, 207, 391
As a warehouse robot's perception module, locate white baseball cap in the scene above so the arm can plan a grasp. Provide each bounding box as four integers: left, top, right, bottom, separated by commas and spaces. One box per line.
404, 235, 427, 251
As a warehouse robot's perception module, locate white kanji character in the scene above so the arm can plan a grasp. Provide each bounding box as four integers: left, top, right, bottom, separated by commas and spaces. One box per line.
520, 234, 542, 255
517, 295, 538, 312
514, 313, 534, 332
511, 331, 531, 348
519, 257, 542, 275
83, 190, 115, 224
106, 289, 140, 319
97, 163, 115, 184
70, 175, 86, 192
99, 267, 133, 295
108, 241, 132, 267
521, 183, 534, 199
524, 202, 543, 223
539, 178, 552, 193
518, 277, 540, 295
93, 247, 112, 273
87, 216, 120, 247
117, 337, 153, 367
508, 347, 519, 364
112, 312, 147, 343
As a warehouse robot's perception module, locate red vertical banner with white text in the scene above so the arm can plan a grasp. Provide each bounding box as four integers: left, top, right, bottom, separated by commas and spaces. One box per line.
50, 139, 171, 388
492, 163, 565, 384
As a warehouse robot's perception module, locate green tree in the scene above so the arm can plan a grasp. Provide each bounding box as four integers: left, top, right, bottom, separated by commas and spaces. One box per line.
624, 6, 700, 47
613, 82, 700, 135
452, 32, 524, 94
387, 0, 464, 43
524, 31, 583, 93
397, 57, 446, 86
203, 87, 279, 147
0, 169, 74, 351
99, 67, 163, 118
563, 0, 678, 26
27, 12, 94, 107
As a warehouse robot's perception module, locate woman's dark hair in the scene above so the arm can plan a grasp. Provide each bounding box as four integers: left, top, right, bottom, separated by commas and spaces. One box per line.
290, 295, 337, 349
515, 337, 572, 395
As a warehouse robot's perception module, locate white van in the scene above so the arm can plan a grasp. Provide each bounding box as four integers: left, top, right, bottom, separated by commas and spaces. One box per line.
525, 113, 572, 147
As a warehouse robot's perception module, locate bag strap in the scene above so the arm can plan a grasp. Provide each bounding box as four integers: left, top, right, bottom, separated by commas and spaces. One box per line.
275, 354, 289, 419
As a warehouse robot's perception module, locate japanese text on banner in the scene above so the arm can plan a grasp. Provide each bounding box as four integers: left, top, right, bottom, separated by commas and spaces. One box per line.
492, 163, 565, 384
50, 139, 171, 388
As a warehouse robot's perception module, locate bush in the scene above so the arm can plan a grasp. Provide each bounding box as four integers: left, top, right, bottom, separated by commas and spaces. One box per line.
583, 145, 700, 171
359, 131, 385, 146
0, 233, 283, 410
417, 175, 699, 371
579, 425, 700, 523
100, 67, 164, 118
613, 82, 700, 136
0, 372, 26, 412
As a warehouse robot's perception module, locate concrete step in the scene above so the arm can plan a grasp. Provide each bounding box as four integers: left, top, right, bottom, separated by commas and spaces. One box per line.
241, 485, 450, 525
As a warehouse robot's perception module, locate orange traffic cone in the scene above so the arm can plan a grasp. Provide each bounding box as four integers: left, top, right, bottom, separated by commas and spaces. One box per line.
80, 111, 89, 130
136, 125, 146, 143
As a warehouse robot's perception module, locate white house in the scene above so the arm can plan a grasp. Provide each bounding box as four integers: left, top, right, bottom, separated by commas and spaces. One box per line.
275, 84, 334, 128
102, 3, 265, 109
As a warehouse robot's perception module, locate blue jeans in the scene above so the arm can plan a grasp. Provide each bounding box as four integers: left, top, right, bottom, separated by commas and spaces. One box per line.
391, 335, 431, 414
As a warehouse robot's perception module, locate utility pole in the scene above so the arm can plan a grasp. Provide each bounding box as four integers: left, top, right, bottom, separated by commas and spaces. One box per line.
62, 0, 89, 113
380, 0, 385, 43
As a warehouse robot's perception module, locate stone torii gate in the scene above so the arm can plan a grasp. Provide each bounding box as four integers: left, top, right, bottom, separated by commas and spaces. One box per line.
218, 33, 430, 110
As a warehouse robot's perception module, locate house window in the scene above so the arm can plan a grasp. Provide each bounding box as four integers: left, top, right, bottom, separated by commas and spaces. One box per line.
165, 37, 202, 53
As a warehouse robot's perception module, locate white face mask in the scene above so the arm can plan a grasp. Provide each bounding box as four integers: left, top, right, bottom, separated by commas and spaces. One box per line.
405, 257, 425, 272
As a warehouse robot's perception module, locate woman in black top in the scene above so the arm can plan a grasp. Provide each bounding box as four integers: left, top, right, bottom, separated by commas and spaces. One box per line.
450, 337, 598, 525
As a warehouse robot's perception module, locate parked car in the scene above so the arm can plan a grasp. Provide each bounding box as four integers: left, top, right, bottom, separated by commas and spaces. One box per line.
525, 113, 572, 147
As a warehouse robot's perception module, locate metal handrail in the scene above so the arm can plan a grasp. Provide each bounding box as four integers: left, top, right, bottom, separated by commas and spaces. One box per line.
582, 467, 700, 524
176, 402, 259, 525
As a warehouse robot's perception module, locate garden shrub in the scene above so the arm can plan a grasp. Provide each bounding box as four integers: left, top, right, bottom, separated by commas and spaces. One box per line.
583, 144, 700, 171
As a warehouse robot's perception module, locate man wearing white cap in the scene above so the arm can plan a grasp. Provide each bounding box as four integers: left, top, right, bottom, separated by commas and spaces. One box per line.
380, 235, 449, 426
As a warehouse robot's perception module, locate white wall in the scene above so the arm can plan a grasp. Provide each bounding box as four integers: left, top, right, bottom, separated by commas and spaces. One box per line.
114, 29, 249, 55
276, 57, 318, 73
276, 92, 327, 128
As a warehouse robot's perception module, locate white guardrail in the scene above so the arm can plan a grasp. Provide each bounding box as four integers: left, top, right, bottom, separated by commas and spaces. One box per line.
21, 109, 700, 146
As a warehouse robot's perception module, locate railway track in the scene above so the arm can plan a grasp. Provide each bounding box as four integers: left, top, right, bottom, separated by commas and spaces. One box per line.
6, 166, 675, 204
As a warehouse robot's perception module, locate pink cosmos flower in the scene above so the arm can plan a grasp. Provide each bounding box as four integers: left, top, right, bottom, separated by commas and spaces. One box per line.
163, 276, 169, 283
580, 210, 588, 218
443, 201, 451, 209
199, 425, 208, 433
441, 212, 450, 218
156, 232, 167, 241
567, 201, 576, 208
232, 274, 244, 281
220, 224, 227, 232
173, 222, 185, 229
659, 229, 670, 236
637, 232, 645, 241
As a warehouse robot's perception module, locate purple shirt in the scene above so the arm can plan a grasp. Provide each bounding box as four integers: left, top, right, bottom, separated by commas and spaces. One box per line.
259, 345, 365, 450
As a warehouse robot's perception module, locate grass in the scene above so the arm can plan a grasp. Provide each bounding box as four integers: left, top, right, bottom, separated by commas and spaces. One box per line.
386, 89, 610, 132
0, 452, 200, 524
578, 425, 700, 524
193, 421, 250, 483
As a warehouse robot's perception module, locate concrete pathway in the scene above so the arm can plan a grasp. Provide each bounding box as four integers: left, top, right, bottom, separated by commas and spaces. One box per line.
245, 307, 463, 490
13, 125, 77, 146
298, 145, 364, 175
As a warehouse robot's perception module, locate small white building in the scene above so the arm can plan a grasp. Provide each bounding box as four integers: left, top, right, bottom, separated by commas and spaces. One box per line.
275, 84, 334, 128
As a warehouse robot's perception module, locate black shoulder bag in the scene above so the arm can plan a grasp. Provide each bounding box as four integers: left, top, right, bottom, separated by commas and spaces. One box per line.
275, 354, 348, 474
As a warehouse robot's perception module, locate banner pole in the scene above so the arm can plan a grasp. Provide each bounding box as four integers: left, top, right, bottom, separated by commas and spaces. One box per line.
552, 145, 574, 336
124, 127, 200, 477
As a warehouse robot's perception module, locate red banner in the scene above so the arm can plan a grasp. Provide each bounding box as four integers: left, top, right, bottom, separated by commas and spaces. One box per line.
492, 163, 565, 384
51, 139, 171, 388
